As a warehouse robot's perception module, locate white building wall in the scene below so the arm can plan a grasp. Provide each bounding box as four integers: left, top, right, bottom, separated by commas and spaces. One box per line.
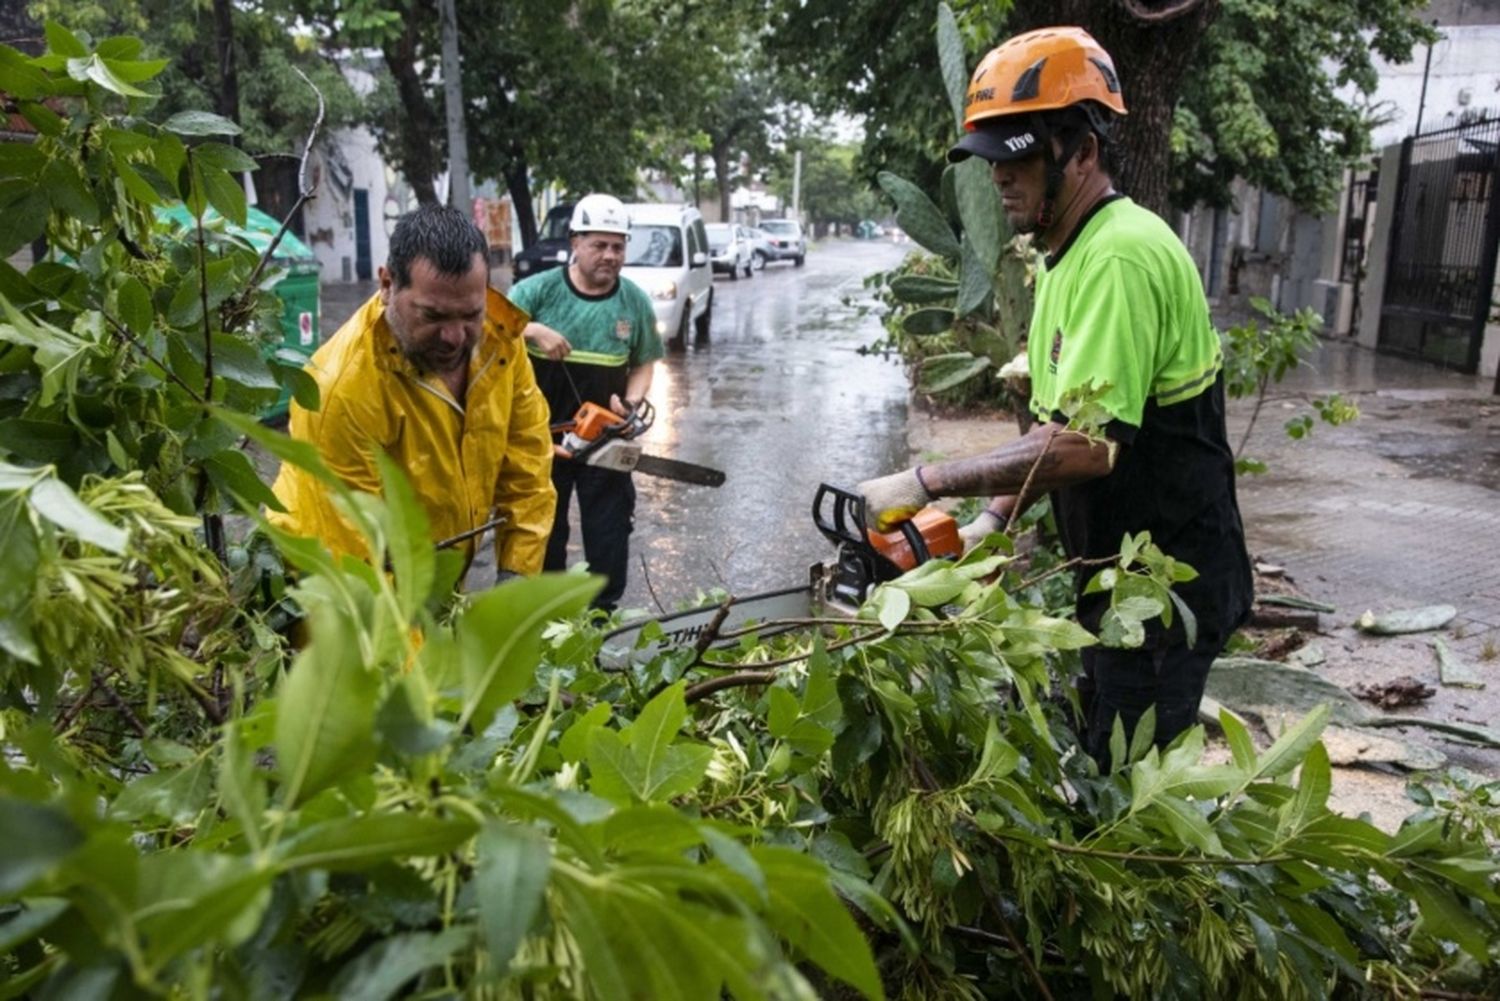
1358, 18, 1500, 147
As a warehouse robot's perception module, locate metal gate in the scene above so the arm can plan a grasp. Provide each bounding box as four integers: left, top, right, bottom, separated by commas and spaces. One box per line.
1377, 119, 1500, 372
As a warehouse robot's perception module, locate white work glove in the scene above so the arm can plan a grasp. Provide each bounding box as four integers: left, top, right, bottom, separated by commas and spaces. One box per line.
959, 510, 1004, 553
858, 467, 931, 532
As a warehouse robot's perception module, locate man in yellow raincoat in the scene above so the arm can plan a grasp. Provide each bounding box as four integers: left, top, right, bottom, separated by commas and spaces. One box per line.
270, 204, 555, 578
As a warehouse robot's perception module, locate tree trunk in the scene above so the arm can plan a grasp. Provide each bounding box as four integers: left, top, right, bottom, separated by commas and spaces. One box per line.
1007, 0, 1221, 218
211, 0, 239, 125
711, 142, 732, 221
505, 161, 537, 249
381, 12, 442, 206
437, 0, 471, 210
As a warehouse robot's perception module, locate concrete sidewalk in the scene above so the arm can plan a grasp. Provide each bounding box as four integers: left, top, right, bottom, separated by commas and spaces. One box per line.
1234, 338, 1500, 777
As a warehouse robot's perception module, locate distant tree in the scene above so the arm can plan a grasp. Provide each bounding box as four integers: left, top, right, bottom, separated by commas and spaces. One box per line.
770, 138, 883, 232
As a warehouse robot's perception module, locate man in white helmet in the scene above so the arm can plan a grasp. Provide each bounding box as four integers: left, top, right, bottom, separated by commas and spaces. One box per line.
510, 194, 664, 611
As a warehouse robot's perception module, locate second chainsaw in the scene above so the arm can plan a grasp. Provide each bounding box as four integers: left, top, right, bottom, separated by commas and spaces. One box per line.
551, 400, 726, 487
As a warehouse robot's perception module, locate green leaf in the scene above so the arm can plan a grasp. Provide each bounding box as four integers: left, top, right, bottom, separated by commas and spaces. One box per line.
475, 821, 550, 972
111, 758, 214, 824
278, 813, 478, 872
888, 274, 959, 304
209, 333, 277, 390
1255, 704, 1329, 780
935, 2, 968, 130
918, 351, 990, 394
1282, 740, 1331, 832
559, 703, 611, 763
768, 685, 800, 738
872, 584, 910, 631
71, 54, 152, 97
971, 718, 1021, 785
954, 157, 1002, 270
219, 723, 265, 853
204, 448, 283, 513
457, 573, 602, 732
376, 453, 435, 619
43, 22, 88, 58
135, 856, 273, 967
0, 897, 69, 953
586, 726, 645, 805
117, 276, 153, 335
191, 141, 257, 173
328, 927, 473, 1001
214, 408, 339, 487
892, 564, 970, 606
955, 239, 992, 318
757, 847, 884, 1000
802, 644, 841, 726
162, 111, 243, 137
1220, 708, 1257, 772
629, 682, 712, 801
1407, 877, 1492, 960
29, 474, 129, 552
274, 609, 380, 806
877, 171, 960, 259
0, 493, 39, 663
194, 161, 247, 227
99, 55, 168, 83
901, 306, 955, 337
0, 799, 83, 896
0, 47, 51, 99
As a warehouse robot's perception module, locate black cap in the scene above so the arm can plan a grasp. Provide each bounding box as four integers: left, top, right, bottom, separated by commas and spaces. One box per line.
948, 118, 1043, 164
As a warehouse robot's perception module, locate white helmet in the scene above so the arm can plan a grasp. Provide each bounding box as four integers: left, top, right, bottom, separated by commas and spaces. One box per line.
569, 194, 630, 236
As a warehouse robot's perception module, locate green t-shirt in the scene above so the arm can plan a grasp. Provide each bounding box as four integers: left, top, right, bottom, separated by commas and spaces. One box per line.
508, 266, 663, 369
508, 266, 664, 420
1028, 196, 1221, 428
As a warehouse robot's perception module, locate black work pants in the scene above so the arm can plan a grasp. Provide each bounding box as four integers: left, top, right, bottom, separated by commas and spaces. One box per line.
544, 461, 635, 611
1077, 642, 1219, 772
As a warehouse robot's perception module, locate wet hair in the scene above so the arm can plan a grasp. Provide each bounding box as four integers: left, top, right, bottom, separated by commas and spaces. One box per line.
386, 203, 489, 288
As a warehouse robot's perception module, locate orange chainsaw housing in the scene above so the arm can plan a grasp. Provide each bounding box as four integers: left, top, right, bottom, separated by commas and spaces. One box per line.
869, 507, 961, 571
566, 402, 623, 442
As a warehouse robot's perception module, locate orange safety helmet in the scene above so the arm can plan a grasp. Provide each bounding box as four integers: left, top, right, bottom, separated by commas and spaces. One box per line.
962, 26, 1126, 132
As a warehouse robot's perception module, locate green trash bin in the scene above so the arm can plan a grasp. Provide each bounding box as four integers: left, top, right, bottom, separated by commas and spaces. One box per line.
157, 205, 322, 419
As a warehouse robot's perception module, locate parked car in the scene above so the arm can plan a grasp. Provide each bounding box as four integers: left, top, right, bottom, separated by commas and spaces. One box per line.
757, 218, 806, 267
511, 202, 574, 282
620, 202, 713, 350
705, 222, 755, 280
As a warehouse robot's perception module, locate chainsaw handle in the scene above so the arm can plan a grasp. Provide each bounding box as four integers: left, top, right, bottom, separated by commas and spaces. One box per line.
812, 483, 867, 548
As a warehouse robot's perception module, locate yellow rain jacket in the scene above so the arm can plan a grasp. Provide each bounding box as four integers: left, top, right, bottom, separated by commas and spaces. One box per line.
269, 288, 555, 575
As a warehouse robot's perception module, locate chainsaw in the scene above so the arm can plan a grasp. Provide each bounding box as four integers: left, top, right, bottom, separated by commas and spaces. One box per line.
597, 483, 960, 669
551, 400, 726, 487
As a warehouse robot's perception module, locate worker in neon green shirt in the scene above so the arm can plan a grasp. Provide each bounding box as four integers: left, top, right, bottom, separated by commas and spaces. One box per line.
859, 27, 1252, 768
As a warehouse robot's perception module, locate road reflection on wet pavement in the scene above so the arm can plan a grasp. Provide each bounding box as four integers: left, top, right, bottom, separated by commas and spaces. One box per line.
603, 240, 911, 612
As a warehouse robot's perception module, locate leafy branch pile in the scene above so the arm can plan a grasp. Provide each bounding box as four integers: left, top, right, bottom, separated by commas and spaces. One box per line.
3, 24, 1499, 1001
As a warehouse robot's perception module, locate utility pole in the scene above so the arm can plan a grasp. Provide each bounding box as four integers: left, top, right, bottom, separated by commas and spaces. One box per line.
791, 149, 802, 221
438, 0, 471, 211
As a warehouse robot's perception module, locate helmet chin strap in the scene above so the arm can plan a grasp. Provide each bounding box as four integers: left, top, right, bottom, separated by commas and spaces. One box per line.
1033, 118, 1090, 232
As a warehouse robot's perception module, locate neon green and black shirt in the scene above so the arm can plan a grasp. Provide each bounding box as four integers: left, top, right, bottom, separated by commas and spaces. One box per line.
508, 266, 664, 423
1027, 195, 1251, 650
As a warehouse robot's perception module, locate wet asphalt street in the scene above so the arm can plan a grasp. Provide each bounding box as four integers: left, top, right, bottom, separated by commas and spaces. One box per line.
576, 239, 912, 612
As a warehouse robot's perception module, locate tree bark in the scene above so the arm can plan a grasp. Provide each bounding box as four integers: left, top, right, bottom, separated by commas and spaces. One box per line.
1007, 0, 1221, 218
381, 11, 443, 206
211, 0, 239, 125
505, 160, 537, 249
711, 142, 732, 221
437, 0, 471, 209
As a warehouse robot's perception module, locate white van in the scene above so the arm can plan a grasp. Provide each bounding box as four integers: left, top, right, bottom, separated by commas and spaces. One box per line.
620, 203, 713, 350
